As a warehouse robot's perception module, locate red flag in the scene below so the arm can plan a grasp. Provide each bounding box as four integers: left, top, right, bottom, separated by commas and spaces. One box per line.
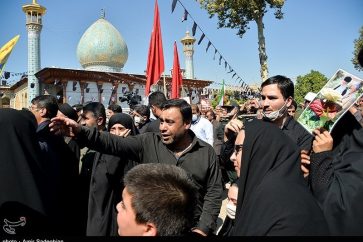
171, 41, 183, 99
145, 0, 165, 96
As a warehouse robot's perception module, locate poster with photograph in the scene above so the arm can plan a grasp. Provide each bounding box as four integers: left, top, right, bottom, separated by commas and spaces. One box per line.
297, 69, 363, 134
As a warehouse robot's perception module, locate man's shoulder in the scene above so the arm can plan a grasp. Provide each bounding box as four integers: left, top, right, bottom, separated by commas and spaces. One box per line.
190, 134, 216, 155
145, 119, 160, 133
288, 117, 311, 135
200, 117, 212, 126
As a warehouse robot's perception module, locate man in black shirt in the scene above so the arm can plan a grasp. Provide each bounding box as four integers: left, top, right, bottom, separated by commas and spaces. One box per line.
145, 91, 166, 133
223, 76, 313, 178
50, 99, 223, 236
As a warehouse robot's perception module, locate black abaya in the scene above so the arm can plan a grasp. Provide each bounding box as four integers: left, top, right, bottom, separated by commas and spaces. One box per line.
0, 109, 51, 235
310, 112, 363, 235
231, 119, 329, 236
86, 113, 138, 236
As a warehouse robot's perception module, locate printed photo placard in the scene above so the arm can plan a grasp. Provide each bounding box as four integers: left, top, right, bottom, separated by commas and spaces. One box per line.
298, 69, 363, 134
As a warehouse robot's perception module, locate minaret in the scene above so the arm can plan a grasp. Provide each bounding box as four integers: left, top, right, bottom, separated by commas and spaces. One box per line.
22, 0, 46, 106
180, 31, 196, 79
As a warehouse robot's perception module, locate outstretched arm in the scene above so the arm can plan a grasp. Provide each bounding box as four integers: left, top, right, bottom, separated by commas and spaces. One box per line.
50, 116, 142, 160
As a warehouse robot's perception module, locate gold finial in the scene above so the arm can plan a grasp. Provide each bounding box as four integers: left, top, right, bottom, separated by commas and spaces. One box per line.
33, 0, 37, 4
101, 9, 105, 19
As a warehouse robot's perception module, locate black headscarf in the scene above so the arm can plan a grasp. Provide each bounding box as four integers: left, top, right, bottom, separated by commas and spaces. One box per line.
58, 103, 78, 122
232, 119, 328, 236
0, 108, 51, 235
108, 113, 139, 136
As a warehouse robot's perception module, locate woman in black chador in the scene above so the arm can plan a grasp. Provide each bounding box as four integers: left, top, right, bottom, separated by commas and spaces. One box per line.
308, 112, 363, 235
0, 108, 52, 236
86, 113, 138, 236
230, 119, 328, 236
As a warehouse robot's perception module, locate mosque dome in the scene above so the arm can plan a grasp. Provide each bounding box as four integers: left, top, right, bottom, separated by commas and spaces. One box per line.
76, 15, 128, 72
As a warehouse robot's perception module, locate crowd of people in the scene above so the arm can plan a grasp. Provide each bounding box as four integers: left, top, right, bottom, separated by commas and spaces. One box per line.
1, 51, 363, 237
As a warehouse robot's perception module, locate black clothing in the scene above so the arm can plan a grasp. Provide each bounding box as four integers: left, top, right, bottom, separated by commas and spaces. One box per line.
217, 217, 234, 237
144, 118, 160, 133
232, 119, 328, 236
0, 109, 50, 236
211, 120, 223, 156
78, 147, 97, 234
86, 113, 139, 236
138, 119, 151, 134
77, 127, 223, 234
309, 113, 363, 235
36, 120, 79, 235
281, 116, 313, 151
220, 139, 238, 184
87, 153, 122, 236
65, 137, 81, 164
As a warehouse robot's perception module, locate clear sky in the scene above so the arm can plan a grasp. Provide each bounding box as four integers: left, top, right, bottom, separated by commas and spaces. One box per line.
1, 0, 362, 89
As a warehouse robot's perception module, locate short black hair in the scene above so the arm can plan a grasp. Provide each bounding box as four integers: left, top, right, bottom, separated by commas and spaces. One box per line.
31, 95, 59, 119
72, 104, 83, 113
83, 102, 106, 127
206, 110, 216, 120
148, 91, 167, 108
107, 104, 122, 113
261, 75, 294, 99
161, 99, 192, 124
133, 104, 150, 118
344, 76, 352, 83
124, 163, 198, 236
191, 104, 200, 113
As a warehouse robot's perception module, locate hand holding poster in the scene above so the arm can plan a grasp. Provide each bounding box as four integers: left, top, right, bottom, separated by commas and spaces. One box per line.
298, 69, 363, 133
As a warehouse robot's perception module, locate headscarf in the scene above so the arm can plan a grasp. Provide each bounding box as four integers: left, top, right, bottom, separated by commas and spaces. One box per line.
232, 119, 328, 235
108, 113, 139, 136
58, 103, 78, 122
0, 108, 51, 235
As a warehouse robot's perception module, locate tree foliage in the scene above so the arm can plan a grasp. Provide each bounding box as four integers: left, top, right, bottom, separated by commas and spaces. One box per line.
352, 26, 363, 72
198, 0, 285, 81
294, 70, 328, 105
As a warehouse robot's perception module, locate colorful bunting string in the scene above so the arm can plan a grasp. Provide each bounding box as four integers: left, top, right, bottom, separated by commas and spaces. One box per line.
170, 0, 252, 93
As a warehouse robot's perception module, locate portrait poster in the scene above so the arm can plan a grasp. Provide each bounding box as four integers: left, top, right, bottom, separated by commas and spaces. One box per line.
297, 69, 363, 134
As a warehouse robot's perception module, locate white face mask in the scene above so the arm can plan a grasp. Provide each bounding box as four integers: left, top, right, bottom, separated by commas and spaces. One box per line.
262, 100, 288, 122
226, 202, 236, 220
192, 114, 198, 122
134, 116, 142, 126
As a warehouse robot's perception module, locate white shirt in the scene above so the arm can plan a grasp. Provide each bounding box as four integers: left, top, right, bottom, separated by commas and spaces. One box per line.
190, 116, 214, 146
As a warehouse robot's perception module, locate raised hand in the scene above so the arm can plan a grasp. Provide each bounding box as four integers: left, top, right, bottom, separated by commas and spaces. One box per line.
224, 118, 244, 142
49, 116, 82, 137
312, 128, 333, 153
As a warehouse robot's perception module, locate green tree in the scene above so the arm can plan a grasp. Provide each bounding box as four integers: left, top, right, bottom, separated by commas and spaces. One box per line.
198, 0, 285, 81
294, 70, 328, 106
352, 26, 363, 72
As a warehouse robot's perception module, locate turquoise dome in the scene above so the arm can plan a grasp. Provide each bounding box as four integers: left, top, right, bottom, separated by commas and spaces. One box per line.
77, 17, 128, 72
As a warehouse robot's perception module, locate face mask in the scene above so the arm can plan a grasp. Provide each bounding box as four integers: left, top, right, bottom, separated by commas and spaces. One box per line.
134, 116, 142, 126
226, 202, 236, 220
192, 114, 198, 122
262, 100, 288, 122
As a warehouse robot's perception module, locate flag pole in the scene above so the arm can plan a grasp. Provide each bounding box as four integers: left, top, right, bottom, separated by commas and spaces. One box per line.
163, 73, 167, 97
